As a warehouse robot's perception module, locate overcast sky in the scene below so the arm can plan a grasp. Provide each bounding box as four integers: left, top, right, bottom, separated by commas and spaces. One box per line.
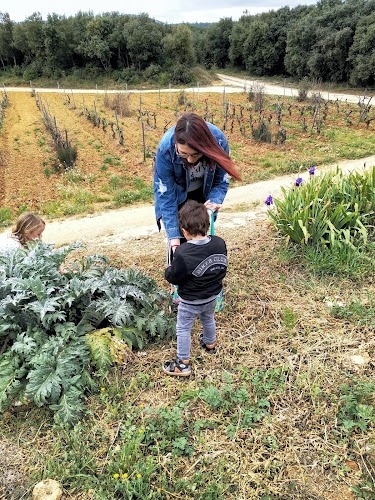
6, 0, 317, 24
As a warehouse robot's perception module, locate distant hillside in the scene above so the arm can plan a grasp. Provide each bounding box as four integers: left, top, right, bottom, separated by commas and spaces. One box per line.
188, 22, 211, 27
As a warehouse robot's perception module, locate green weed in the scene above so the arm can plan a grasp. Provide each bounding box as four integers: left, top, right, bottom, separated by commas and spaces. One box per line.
104, 156, 121, 166
113, 187, 153, 206
337, 375, 375, 433
64, 168, 85, 184
331, 293, 375, 328
0, 207, 12, 225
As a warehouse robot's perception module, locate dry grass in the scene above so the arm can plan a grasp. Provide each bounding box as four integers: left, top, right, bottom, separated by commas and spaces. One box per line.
103, 92, 132, 118
1, 218, 374, 499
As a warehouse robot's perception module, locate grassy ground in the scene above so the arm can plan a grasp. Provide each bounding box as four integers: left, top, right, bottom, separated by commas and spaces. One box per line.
1, 216, 374, 499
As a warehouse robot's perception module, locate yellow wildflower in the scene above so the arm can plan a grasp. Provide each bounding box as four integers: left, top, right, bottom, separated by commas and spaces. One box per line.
113, 473, 119, 479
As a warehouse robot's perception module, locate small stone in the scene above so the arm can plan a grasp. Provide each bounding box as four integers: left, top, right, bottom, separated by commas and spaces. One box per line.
349, 354, 370, 366
32, 479, 63, 500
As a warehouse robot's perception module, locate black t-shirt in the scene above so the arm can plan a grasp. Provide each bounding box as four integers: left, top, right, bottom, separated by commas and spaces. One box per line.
165, 235, 227, 302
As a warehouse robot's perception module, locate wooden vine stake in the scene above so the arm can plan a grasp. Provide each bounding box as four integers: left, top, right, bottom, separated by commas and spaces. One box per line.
141, 121, 146, 161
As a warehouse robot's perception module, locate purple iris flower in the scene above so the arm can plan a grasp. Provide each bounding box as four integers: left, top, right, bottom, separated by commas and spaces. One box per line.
296, 177, 303, 187
265, 195, 273, 206
309, 166, 316, 175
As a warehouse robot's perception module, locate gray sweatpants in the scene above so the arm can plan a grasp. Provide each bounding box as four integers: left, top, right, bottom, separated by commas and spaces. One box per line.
176, 298, 217, 360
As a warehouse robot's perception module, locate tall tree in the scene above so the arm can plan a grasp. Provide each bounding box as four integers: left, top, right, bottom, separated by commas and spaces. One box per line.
349, 10, 375, 86
77, 14, 115, 70
13, 12, 45, 71
191, 26, 207, 66
124, 14, 163, 71
163, 24, 195, 67
106, 12, 131, 69
0, 12, 15, 68
162, 24, 195, 84
205, 18, 233, 68
229, 15, 253, 68
307, 0, 366, 82
285, 12, 317, 79
44, 14, 69, 76
243, 17, 278, 75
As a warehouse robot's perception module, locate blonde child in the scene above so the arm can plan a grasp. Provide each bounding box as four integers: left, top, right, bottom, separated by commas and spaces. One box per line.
0, 212, 45, 252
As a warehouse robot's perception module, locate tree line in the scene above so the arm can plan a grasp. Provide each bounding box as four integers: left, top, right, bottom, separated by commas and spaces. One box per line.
0, 0, 374, 87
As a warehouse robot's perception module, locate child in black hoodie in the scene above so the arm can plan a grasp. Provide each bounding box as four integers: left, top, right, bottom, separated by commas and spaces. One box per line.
163, 200, 227, 376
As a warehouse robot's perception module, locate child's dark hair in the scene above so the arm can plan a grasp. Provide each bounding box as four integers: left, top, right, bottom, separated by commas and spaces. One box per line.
178, 200, 210, 236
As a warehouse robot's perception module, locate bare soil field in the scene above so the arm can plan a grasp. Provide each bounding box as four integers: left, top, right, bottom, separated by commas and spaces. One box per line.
1, 88, 375, 220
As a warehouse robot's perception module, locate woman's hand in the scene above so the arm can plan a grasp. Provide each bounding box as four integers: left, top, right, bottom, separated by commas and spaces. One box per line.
170, 238, 180, 253
204, 200, 223, 212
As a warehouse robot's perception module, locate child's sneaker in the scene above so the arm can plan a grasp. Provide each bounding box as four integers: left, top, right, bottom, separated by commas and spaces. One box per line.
163, 358, 191, 377
199, 334, 216, 353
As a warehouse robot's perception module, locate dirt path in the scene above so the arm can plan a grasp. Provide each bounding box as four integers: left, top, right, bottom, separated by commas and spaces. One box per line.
7, 75, 372, 105
216, 73, 373, 104
16, 153, 372, 248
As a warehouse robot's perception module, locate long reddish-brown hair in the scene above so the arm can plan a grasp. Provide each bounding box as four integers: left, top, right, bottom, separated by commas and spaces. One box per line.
174, 113, 241, 181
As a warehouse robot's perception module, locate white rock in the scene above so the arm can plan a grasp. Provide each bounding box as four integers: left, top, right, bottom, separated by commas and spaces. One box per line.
348, 354, 370, 366
32, 479, 63, 500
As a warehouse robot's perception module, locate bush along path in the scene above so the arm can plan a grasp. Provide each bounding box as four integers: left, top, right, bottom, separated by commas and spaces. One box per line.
0, 242, 175, 425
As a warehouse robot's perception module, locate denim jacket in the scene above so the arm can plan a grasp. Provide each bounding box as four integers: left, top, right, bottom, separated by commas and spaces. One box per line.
153, 122, 230, 240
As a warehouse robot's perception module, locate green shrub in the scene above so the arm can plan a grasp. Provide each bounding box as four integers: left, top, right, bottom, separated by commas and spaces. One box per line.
269, 167, 375, 248
56, 145, 78, 170
169, 64, 194, 85
252, 121, 272, 143
0, 243, 175, 424
0, 207, 12, 224
144, 63, 161, 82
298, 77, 310, 102
269, 166, 375, 275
